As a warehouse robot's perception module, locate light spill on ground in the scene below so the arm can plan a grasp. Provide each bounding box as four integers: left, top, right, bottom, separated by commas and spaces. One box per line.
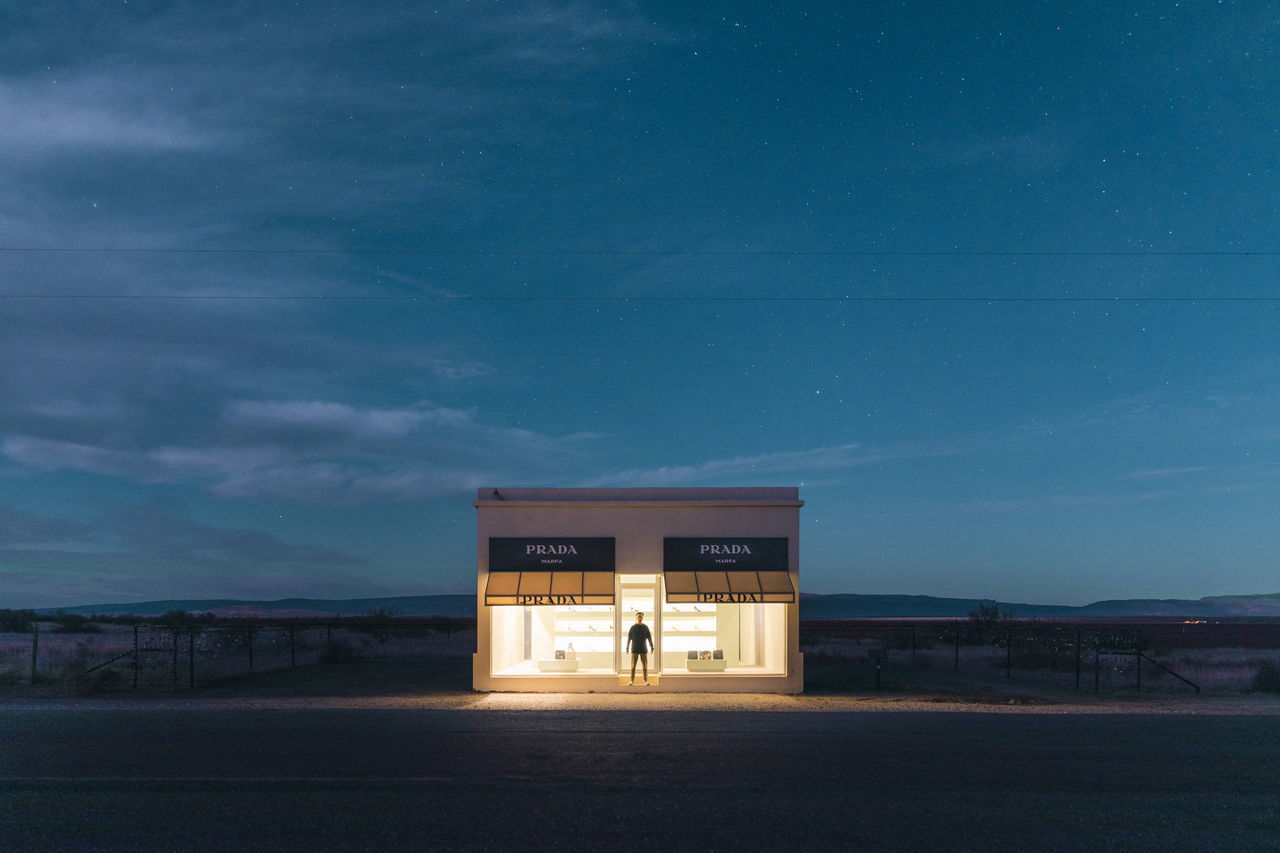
2, 689, 1278, 715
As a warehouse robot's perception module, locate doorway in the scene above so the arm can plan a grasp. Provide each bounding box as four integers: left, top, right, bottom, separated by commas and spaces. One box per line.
617, 574, 660, 674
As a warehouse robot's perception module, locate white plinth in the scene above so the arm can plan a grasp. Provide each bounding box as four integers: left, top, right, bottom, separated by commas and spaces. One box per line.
537, 658, 580, 672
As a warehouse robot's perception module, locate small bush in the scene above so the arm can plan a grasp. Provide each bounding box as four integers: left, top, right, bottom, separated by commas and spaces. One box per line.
319, 636, 368, 663
0, 609, 36, 632
1250, 660, 1280, 694
51, 613, 101, 634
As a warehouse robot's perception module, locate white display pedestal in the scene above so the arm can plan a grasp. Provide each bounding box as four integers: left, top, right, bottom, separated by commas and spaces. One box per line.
686, 659, 727, 672
537, 658, 580, 672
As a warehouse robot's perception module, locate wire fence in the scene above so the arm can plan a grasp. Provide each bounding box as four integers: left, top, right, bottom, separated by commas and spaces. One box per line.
799, 620, 1280, 695
5, 616, 1278, 694
0, 618, 475, 691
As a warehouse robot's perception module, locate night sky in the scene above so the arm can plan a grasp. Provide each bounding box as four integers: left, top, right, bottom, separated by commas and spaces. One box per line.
2, 2, 1277, 609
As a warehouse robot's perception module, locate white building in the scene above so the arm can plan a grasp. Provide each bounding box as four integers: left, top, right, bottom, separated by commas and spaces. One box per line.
473, 487, 803, 693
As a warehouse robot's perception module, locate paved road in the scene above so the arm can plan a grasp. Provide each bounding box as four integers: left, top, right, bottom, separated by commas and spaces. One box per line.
3, 708, 1277, 851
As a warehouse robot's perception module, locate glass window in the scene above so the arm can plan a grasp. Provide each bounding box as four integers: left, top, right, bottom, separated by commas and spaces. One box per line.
659, 599, 787, 674
491, 604, 615, 675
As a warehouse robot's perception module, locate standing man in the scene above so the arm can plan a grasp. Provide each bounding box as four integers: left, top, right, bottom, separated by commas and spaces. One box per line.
627, 611, 654, 685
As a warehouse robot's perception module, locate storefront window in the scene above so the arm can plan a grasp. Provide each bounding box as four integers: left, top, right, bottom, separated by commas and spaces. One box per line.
490, 604, 616, 675
659, 601, 787, 674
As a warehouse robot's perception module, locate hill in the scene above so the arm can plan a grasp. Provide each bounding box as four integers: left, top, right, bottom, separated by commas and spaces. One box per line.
32, 591, 1280, 620
798, 592, 1280, 619
36, 594, 476, 619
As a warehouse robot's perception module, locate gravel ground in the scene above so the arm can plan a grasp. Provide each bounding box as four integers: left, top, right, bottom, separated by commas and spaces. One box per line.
2, 658, 1277, 715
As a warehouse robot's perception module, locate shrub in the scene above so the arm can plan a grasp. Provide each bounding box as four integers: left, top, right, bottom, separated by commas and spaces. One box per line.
963, 599, 1016, 644
1250, 660, 1280, 694
0, 609, 36, 632
319, 636, 368, 663
50, 613, 101, 633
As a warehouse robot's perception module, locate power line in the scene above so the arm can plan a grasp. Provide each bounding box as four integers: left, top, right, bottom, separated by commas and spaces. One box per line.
0, 294, 1275, 303
0, 247, 1277, 257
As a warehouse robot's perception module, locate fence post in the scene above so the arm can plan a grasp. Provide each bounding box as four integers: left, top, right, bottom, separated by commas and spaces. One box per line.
1094, 639, 1101, 693
1074, 628, 1081, 691
31, 623, 39, 684
133, 625, 139, 689
189, 626, 196, 688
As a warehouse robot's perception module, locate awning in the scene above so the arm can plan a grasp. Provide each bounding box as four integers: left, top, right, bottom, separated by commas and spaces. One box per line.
484, 570, 615, 606
485, 537, 615, 606
663, 537, 795, 603
663, 570, 795, 604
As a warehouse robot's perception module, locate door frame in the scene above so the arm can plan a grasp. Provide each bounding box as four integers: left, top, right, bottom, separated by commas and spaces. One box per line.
615, 575, 662, 673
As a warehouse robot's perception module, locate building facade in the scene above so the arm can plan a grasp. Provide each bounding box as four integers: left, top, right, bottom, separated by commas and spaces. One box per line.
473, 487, 803, 693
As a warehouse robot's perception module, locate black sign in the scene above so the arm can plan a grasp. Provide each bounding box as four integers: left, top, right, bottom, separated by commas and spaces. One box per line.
663, 537, 788, 572
489, 537, 615, 571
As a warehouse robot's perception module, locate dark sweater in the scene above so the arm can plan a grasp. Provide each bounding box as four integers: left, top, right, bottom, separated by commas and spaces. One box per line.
627, 622, 653, 654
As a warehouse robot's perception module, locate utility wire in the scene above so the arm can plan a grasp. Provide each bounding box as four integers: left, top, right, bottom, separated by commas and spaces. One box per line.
0, 248, 1277, 257
0, 294, 1275, 303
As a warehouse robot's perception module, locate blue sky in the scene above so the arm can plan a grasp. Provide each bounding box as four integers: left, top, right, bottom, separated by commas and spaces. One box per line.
1, 1, 1277, 609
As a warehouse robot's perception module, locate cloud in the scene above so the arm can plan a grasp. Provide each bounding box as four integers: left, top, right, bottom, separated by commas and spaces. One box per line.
2, 399, 602, 505
1119, 466, 1211, 481
0, 501, 371, 607
224, 400, 451, 440
487, 1, 675, 68
0, 504, 94, 546
578, 442, 959, 487
0, 77, 225, 157
110, 506, 364, 567
949, 490, 1181, 514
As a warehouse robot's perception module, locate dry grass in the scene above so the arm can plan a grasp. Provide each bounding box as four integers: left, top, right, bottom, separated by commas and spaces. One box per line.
0, 622, 475, 692
3, 619, 1278, 700
1145, 648, 1280, 693
802, 637, 1280, 696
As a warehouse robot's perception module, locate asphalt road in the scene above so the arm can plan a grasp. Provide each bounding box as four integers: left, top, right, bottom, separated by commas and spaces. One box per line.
2, 708, 1277, 851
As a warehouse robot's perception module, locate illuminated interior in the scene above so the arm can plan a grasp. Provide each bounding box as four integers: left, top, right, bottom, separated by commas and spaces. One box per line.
490, 603, 617, 674
490, 572, 787, 676
660, 601, 787, 673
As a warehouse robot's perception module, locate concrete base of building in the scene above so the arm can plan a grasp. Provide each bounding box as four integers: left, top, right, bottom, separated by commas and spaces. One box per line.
472, 654, 804, 694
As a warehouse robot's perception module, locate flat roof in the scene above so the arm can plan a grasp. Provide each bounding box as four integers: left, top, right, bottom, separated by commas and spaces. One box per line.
475, 486, 802, 507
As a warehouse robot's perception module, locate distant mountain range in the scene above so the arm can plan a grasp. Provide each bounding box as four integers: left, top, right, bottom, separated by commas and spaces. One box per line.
33, 591, 1280, 619
797, 592, 1280, 619
37, 595, 476, 619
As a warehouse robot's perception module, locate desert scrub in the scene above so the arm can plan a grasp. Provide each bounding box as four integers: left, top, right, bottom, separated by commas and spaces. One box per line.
0, 609, 36, 632
320, 635, 370, 663
1156, 649, 1280, 693
1251, 660, 1280, 694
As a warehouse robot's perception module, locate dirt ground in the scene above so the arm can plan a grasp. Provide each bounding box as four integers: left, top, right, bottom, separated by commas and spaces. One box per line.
2, 657, 1277, 715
